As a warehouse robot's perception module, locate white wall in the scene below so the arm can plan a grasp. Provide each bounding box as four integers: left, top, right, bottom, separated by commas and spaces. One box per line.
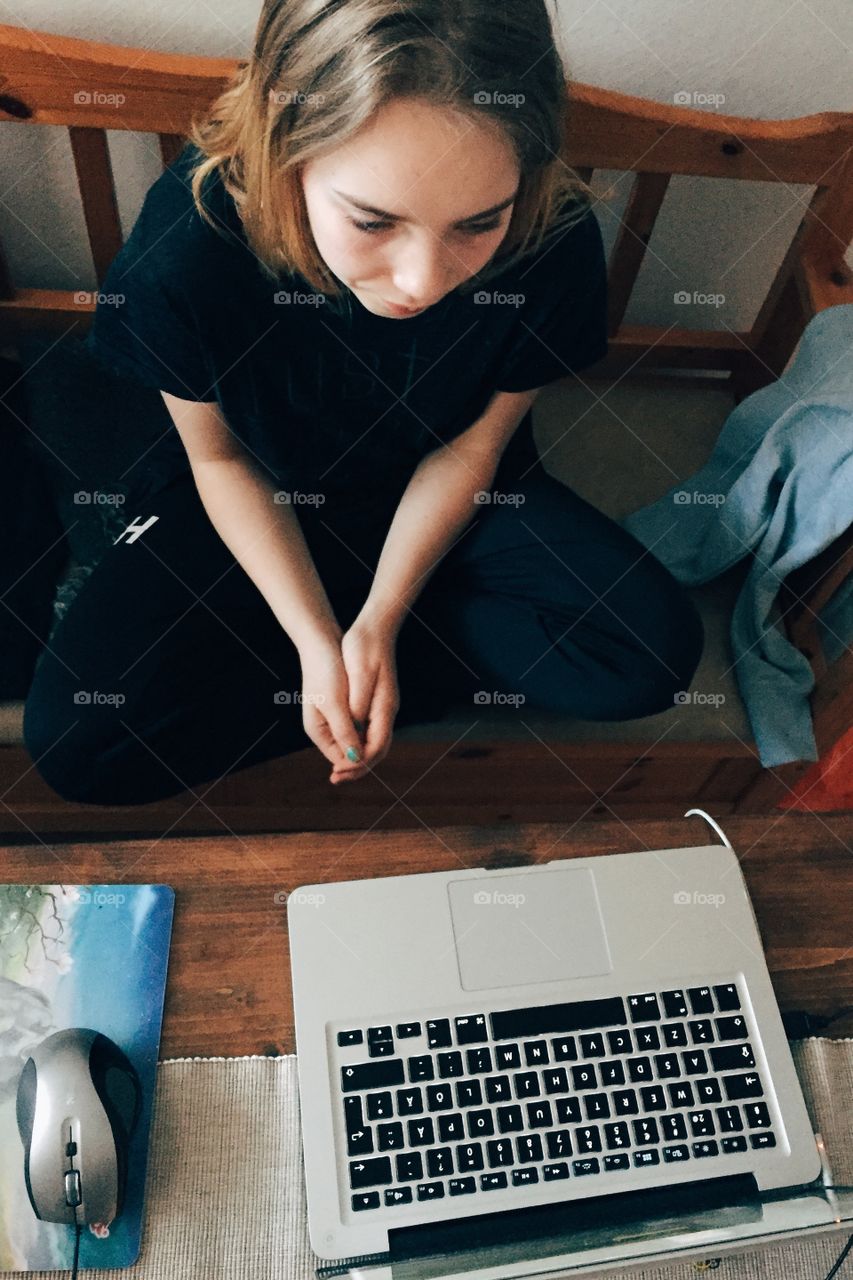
1, 0, 851, 331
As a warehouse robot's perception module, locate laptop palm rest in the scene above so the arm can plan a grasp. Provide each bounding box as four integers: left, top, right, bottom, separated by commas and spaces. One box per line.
448, 868, 612, 991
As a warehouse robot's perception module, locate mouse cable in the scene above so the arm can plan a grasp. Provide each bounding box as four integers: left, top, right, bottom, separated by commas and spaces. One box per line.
822, 1231, 853, 1280
70, 1215, 81, 1280
683, 807, 734, 850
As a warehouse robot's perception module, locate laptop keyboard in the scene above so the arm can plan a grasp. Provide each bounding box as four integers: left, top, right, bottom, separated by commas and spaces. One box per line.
334, 981, 779, 1214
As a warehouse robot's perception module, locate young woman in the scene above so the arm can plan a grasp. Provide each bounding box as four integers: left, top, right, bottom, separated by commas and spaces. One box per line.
24, 0, 703, 805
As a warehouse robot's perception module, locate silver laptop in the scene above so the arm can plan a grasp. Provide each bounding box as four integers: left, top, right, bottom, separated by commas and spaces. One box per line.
287, 841, 828, 1271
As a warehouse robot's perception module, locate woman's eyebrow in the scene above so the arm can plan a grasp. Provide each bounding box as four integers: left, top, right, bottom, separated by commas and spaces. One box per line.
333, 188, 518, 225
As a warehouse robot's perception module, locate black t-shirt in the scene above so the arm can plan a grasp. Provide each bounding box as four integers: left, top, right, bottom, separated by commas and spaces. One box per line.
86, 143, 607, 514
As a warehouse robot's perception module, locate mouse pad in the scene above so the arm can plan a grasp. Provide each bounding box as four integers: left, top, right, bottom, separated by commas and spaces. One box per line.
0, 883, 175, 1272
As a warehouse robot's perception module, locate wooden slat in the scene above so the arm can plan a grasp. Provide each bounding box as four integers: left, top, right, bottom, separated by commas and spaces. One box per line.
797, 250, 853, 314
68, 125, 123, 286
606, 171, 671, 336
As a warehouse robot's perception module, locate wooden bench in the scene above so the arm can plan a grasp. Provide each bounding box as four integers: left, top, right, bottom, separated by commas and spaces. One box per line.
1, 23, 851, 835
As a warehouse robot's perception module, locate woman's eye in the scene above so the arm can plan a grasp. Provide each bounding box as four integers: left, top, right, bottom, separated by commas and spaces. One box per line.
350, 217, 503, 235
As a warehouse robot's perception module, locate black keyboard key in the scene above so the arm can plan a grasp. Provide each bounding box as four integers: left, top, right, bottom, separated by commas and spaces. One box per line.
714, 984, 741, 1011
513, 1167, 539, 1186
573, 1158, 600, 1176
408, 1055, 435, 1082
576, 1125, 602, 1153
438, 1051, 464, 1078
481, 1172, 508, 1190
662, 990, 689, 1018
632, 1117, 659, 1145
467, 1047, 493, 1075
338, 1029, 364, 1047
604, 1153, 630, 1171
496, 1044, 521, 1070
604, 1121, 630, 1150
608, 1029, 633, 1055
407, 1118, 435, 1146
426, 1019, 452, 1048
661, 1114, 687, 1141
527, 1101, 553, 1128
438, 1113, 465, 1142
546, 1129, 572, 1159
634, 1149, 660, 1167
368, 1025, 393, 1043
544, 1162, 570, 1180
514, 1071, 541, 1098
663, 1023, 688, 1048
455, 1014, 488, 1045
722, 1135, 747, 1153
551, 1036, 578, 1062
557, 1097, 582, 1124
396, 1152, 424, 1181
571, 1064, 597, 1090
613, 1089, 639, 1115
628, 993, 660, 1023
543, 1068, 570, 1094
456, 1080, 483, 1108
427, 1147, 454, 1177
353, 1191, 381, 1211
580, 1033, 606, 1057
524, 1039, 550, 1066
717, 1105, 743, 1132
396, 1022, 421, 1038
397, 1087, 424, 1115
497, 1105, 524, 1133
457, 1143, 485, 1171
584, 1093, 611, 1120
385, 1186, 413, 1205
417, 1182, 444, 1201
627, 1056, 652, 1082
663, 1144, 689, 1162
687, 987, 714, 1014
724, 1072, 764, 1101
711, 1043, 756, 1072
347, 1127, 374, 1156
449, 1177, 476, 1195
350, 1157, 392, 1189
640, 1085, 667, 1111
366, 1092, 393, 1120
600, 1060, 626, 1086
487, 1138, 515, 1167
682, 1051, 708, 1075
693, 1140, 719, 1158
485, 1076, 512, 1103
366, 1040, 392, 1057
427, 1084, 454, 1111
695, 1078, 723, 1104
635, 1027, 660, 1052
377, 1122, 404, 1150
342, 1060, 405, 1092
716, 1015, 749, 1040
689, 1110, 715, 1137
668, 1082, 695, 1108
654, 1053, 681, 1078
688, 1020, 714, 1045
744, 1102, 771, 1128
467, 1110, 495, 1138
491, 996, 626, 1040
517, 1133, 544, 1162
750, 1132, 776, 1149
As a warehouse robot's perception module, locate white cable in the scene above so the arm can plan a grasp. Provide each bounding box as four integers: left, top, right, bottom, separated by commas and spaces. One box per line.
683, 807, 734, 850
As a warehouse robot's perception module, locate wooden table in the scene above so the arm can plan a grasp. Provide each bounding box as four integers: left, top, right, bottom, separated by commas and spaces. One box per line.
1, 816, 851, 1056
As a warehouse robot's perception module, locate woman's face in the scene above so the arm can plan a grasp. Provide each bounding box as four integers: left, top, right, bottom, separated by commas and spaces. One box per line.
300, 96, 520, 318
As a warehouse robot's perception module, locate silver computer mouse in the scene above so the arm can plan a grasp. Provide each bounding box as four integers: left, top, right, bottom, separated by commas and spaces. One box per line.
15, 1027, 142, 1226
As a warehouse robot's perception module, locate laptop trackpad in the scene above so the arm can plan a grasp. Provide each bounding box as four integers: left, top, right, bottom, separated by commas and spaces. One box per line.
448, 868, 612, 991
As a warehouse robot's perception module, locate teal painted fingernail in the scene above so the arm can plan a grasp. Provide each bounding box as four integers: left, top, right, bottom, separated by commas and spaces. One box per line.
346, 746, 361, 763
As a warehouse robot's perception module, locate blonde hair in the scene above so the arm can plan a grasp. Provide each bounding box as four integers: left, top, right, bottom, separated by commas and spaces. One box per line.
187, 0, 593, 313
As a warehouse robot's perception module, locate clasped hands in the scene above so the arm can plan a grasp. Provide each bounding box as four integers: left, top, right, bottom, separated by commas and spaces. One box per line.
298, 611, 400, 784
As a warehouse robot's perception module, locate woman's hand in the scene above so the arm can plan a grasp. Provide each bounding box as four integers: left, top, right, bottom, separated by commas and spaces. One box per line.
298, 638, 367, 782
332, 615, 400, 784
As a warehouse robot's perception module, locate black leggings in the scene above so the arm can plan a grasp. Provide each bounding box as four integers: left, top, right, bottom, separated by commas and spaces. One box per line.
24, 454, 704, 805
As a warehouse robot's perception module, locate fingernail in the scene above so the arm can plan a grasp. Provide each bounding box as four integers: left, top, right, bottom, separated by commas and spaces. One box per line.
345, 745, 361, 763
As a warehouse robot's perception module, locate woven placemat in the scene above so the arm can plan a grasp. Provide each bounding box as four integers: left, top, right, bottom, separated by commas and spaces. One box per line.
20, 1038, 853, 1279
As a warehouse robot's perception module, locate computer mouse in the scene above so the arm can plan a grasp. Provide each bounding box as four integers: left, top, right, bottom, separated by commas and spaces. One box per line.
15, 1027, 143, 1226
